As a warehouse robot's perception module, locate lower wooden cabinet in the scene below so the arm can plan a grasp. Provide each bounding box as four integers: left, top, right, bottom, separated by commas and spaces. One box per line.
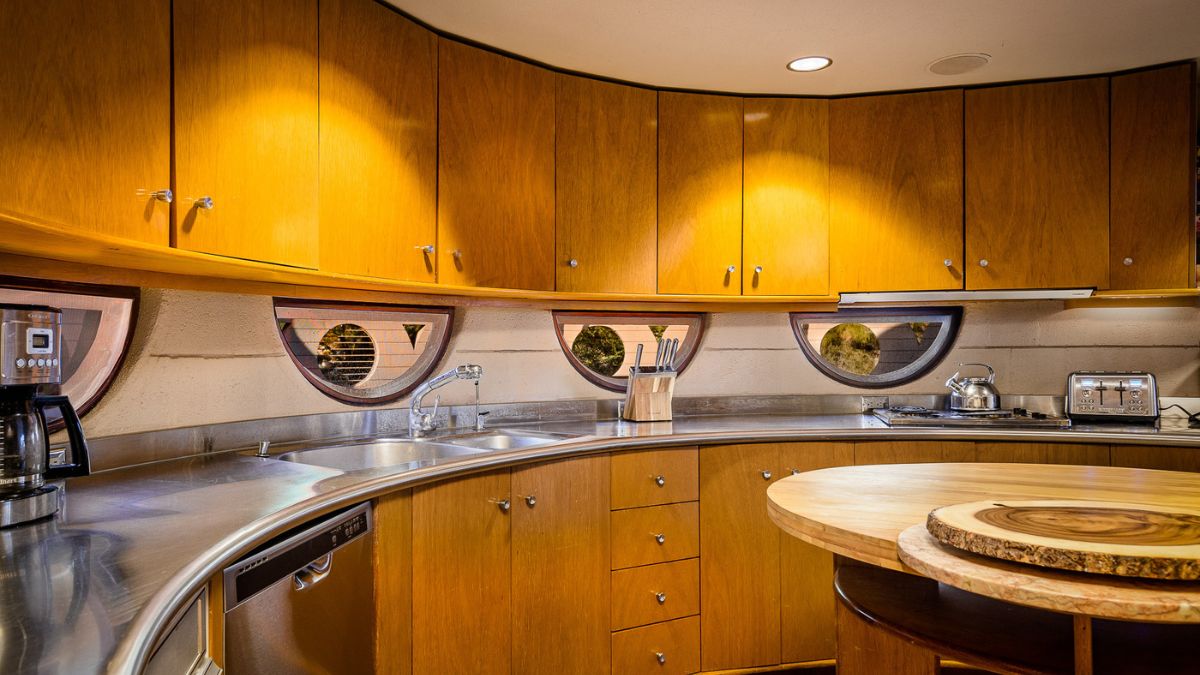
612, 616, 700, 675
975, 442, 1109, 466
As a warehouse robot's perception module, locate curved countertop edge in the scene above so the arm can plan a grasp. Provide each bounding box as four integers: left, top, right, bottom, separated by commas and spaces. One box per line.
101, 419, 1200, 674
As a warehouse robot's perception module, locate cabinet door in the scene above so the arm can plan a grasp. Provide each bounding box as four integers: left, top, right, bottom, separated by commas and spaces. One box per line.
975, 442, 1109, 466
699, 443, 781, 670
512, 456, 611, 675
375, 490, 413, 675
830, 90, 963, 293
1110, 64, 1196, 290
318, 0, 436, 282
174, 0, 319, 267
1111, 445, 1200, 473
743, 98, 830, 296
658, 92, 743, 295
965, 78, 1109, 290
0, 0, 170, 244
556, 75, 657, 294
438, 40, 555, 291
854, 441, 975, 465
778, 443, 854, 664
412, 471, 511, 675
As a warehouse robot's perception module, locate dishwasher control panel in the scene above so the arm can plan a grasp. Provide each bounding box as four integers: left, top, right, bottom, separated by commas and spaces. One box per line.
1067, 371, 1158, 423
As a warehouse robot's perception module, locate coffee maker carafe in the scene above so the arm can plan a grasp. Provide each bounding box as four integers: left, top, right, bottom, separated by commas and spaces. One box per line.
0, 305, 90, 527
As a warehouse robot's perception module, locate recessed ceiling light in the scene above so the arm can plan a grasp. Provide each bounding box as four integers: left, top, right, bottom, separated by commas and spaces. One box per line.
786, 56, 832, 73
928, 53, 991, 76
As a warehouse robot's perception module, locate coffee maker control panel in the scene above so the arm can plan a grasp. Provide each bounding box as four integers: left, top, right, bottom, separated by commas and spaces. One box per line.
0, 306, 62, 386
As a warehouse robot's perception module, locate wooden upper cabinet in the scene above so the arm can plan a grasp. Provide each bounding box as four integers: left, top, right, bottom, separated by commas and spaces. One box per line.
829, 90, 964, 293
438, 40, 555, 291
658, 92, 744, 295
173, 0, 319, 268
743, 98, 830, 296
965, 78, 1110, 290
556, 75, 658, 294
1110, 64, 1197, 291
318, 0, 437, 282
0, 1, 170, 245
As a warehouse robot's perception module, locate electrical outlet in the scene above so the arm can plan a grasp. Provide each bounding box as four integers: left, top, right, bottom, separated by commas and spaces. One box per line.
860, 396, 888, 412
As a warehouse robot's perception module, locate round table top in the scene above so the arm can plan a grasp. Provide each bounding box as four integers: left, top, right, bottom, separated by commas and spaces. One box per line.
767, 462, 1200, 620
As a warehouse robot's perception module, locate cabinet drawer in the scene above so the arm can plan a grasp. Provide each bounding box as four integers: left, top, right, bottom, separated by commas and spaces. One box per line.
612, 502, 699, 570
612, 616, 700, 675
612, 558, 699, 630
612, 447, 699, 509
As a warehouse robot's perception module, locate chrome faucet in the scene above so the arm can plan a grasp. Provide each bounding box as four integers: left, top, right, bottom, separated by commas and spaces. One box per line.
409, 364, 483, 437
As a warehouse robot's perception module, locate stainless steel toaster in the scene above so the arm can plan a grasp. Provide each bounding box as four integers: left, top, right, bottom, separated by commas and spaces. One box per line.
1066, 371, 1158, 423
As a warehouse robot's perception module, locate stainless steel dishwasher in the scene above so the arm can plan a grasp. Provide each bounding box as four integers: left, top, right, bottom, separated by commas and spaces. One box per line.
222, 503, 374, 674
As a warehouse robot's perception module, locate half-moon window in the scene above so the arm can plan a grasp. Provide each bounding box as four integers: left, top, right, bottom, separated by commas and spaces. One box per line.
553, 312, 705, 392
274, 300, 452, 404
790, 307, 961, 388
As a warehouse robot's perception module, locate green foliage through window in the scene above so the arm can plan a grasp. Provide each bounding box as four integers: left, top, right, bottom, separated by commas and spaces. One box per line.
570, 325, 626, 377
819, 323, 880, 376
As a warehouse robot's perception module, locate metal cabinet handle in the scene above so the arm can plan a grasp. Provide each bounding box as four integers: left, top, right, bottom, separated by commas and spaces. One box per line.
654, 533, 666, 545
293, 553, 333, 591
654, 475, 666, 487
196, 196, 214, 210
524, 495, 537, 508
761, 470, 772, 480
789, 468, 801, 476
415, 244, 434, 254
727, 265, 736, 273
754, 265, 763, 274
655, 652, 666, 665
495, 498, 511, 513
943, 258, 953, 268
978, 259, 989, 268
655, 592, 667, 605
568, 259, 579, 268
1123, 257, 1134, 266
452, 249, 463, 259
150, 189, 173, 204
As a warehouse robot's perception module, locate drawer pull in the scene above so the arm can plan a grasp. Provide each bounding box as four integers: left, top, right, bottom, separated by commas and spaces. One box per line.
655, 651, 666, 665
493, 498, 511, 513
654, 475, 666, 487
761, 470, 772, 480
655, 592, 667, 605
524, 495, 537, 508
654, 533, 666, 545
789, 468, 801, 476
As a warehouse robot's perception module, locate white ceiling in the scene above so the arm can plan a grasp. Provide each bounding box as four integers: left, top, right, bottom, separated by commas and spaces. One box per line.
387, 0, 1200, 95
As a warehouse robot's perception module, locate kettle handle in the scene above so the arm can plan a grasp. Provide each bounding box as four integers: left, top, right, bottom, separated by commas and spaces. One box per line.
957, 363, 995, 383
34, 395, 91, 479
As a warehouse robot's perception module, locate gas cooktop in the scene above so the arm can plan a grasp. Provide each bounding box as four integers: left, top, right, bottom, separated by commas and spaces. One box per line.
873, 406, 1072, 429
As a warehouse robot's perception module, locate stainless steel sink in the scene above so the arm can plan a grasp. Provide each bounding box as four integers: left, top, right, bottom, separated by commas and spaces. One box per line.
442, 429, 576, 452
275, 439, 487, 472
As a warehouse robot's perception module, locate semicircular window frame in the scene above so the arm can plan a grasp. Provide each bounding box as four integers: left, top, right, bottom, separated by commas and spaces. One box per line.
274, 299, 453, 405
552, 311, 705, 393
790, 307, 962, 388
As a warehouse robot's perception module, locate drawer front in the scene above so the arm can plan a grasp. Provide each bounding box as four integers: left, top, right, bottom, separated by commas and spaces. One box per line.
612, 616, 700, 675
612, 502, 700, 570
612, 447, 699, 509
612, 558, 699, 630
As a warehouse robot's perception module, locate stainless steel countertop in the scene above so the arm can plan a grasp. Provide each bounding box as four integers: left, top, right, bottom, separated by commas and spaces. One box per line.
9, 411, 1200, 674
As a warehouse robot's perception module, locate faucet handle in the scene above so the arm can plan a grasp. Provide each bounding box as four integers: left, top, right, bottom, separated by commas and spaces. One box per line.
428, 395, 441, 430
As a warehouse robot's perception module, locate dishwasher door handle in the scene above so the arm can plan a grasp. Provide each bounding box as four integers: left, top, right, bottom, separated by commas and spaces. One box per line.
292, 553, 333, 591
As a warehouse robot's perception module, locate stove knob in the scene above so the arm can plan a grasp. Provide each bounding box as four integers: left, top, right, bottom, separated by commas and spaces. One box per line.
16, 358, 25, 368
36, 359, 45, 367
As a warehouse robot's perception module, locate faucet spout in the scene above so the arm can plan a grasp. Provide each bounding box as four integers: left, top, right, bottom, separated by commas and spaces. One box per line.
409, 364, 484, 437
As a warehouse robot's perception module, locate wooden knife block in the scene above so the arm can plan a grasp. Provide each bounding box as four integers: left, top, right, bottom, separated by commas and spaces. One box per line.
622, 371, 676, 422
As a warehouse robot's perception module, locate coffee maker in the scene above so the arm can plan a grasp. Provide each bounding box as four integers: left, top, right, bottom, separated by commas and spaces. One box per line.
0, 304, 90, 527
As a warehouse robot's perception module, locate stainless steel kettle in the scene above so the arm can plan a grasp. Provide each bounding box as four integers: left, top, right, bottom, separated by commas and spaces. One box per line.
945, 363, 1001, 412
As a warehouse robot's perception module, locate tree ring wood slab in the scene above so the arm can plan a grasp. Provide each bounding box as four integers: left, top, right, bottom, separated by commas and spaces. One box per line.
926, 499, 1200, 580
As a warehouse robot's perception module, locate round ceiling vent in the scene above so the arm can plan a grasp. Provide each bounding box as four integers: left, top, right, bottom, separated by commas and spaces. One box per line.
928, 53, 991, 76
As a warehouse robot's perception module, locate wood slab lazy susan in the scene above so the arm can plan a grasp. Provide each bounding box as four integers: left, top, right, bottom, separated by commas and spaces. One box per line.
926, 499, 1200, 580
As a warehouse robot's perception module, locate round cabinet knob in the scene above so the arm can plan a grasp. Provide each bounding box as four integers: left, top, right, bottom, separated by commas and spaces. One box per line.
790, 468, 801, 476
654, 475, 666, 487
727, 265, 737, 273
1123, 257, 1134, 266
943, 258, 953, 268
978, 259, 989, 268
655, 592, 667, 605
655, 652, 666, 665
761, 470, 772, 480
151, 189, 173, 204
754, 265, 763, 274
654, 533, 666, 545
568, 259, 579, 268
496, 499, 511, 513
196, 196, 214, 210
452, 249, 463, 259
524, 495, 537, 508
415, 244, 434, 254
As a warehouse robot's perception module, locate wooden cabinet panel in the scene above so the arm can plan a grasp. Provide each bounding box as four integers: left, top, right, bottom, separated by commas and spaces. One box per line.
965, 78, 1109, 290
1110, 64, 1197, 290
743, 98, 830, 296
556, 75, 658, 293
658, 92, 743, 295
611, 447, 699, 509
778, 443, 854, 663
375, 490, 412, 675
174, 0, 319, 267
975, 442, 1109, 466
318, 0, 436, 281
412, 471, 511, 675
612, 558, 700, 630
699, 443, 781, 670
611, 502, 700, 570
1111, 445, 1200, 473
438, 40, 555, 290
830, 90, 963, 292
854, 441, 975, 465
0, 0, 170, 244
612, 616, 700, 675
512, 456, 611, 675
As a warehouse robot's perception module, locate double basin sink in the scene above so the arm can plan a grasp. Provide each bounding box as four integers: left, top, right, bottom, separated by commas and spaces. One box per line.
273, 429, 576, 473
